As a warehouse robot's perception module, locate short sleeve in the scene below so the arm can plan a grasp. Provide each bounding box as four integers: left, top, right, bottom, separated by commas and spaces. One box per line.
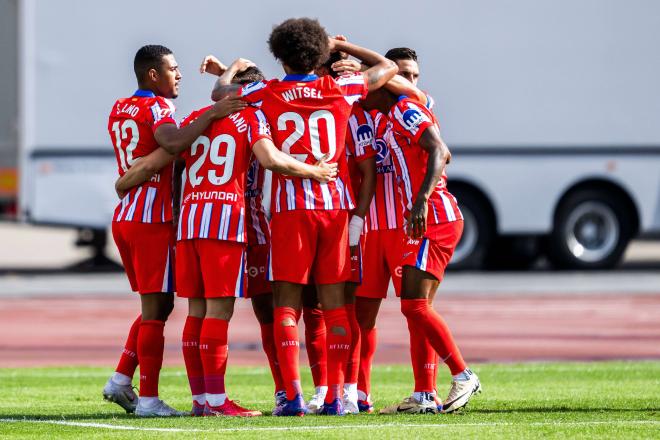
346, 109, 377, 162
239, 80, 268, 106
334, 73, 369, 105
149, 97, 177, 132
390, 99, 434, 143
247, 109, 273, 148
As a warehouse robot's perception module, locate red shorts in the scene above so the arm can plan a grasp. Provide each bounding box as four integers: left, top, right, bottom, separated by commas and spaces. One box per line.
269, 210, 351, 285
176, 239, 247, 298
348, 235, 365, 284
355, 228, 406, 299
246, 243, 271, 298
112, 221, 175, 295
402, 221, 463, 281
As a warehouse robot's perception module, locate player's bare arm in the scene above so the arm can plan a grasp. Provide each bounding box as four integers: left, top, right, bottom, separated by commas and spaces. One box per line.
329, 38, 398, 90
155, 96, 246, 154
252, 138, 338, 183
409, 125, 451, 238
209, 57, 256, 101
114, 148, 175, 198
353, 157, 377, 219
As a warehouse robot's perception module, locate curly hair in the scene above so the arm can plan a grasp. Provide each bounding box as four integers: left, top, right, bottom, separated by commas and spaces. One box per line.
134, 45, 173, 83
385, 47, 418, 63
232, 66, 265, 85
268, 18, 329, 73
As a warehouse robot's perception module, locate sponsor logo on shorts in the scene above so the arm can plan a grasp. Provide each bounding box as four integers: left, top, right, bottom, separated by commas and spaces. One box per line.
394, 266, 403, 277
248, 265, 266, 278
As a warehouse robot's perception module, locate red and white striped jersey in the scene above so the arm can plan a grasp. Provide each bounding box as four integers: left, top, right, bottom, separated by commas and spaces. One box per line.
109, 90, 176, 223
387, 97, 462, 225
245, 157, 272, 246
239, 73, 369, 213
345, 104, 377, 208
176, 105, 272, 243
365, 110, 405, 231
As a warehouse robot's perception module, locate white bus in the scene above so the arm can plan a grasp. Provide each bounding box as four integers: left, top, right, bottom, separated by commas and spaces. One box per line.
9, 0, 660, 269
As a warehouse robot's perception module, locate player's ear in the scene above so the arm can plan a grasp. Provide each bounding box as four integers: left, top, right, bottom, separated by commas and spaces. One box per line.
147, 68, 159, 83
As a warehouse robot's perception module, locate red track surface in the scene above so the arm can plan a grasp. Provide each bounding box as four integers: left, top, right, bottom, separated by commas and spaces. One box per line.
2, 294, 659, 367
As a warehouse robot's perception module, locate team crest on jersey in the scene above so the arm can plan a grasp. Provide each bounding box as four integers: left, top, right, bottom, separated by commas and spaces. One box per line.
356, 124, 374, 150
246, 160, 258, 189
402, 108, 424, 129
375, 138, 390, 164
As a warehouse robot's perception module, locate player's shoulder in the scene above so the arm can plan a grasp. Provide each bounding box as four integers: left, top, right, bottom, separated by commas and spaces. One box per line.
332, 72, 366, 87
180, 105, 211, 127
390, 96, 433, 131
240, 79, 272, 97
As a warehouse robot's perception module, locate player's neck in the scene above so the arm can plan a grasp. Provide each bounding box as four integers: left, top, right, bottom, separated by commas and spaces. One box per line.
136, 83, 160, 97
282, 65, 315, 76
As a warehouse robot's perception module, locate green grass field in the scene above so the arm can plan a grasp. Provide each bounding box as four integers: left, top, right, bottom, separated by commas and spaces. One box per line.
1, 362, 658, 439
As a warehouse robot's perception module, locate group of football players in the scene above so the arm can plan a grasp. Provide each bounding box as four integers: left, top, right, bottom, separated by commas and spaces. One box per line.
103, 17, 481, 418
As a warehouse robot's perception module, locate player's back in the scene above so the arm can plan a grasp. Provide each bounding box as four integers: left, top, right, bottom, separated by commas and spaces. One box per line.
240, 73, 368, 212
177, 106, 271, 243
387, 97, 462, 225
109, 91, 176, 223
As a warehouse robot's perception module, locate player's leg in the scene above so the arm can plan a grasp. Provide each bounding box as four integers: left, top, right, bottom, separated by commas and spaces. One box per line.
301, 285, 328, 413
103, 222, 140, 413
199, 240, 261, 417
269, 210, 317, 416
314, 209, 353, 416
272, 281, 306, 415
342, 240, 364, 414
182, 298, 206, 416
399, 222, 480, 413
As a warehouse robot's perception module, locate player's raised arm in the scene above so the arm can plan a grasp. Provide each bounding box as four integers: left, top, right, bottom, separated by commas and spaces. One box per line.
154, 96, 246, 154
207, 57, 256, 102
330, 38, 398, 90
252, 138, 338, 183
408, 125, 451, 238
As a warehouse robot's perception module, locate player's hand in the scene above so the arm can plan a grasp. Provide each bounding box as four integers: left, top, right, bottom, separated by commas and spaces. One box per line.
313, 154, 338, 183
211, 96, 247, 118
407, 198, 428, 239
331, 59, 362, 75
116, 188, 126, 200
200, 55, 227, 76
229, 58, 256, 73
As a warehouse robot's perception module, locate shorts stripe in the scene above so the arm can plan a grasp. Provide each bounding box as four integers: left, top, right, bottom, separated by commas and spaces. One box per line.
416, 239, 429, 271
234, 249, 246, 298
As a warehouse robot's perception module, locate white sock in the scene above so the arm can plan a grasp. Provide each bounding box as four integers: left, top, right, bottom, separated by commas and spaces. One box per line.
453, 368, 473, 382
192, 393, 206, 405
206, 392, 227, 407
315, 386, 328, 399
357, 390, 369, 402
111, 372, 132, 386
343, 383, 358, 401
138, 396, 160, 407
413, 391, 436, 404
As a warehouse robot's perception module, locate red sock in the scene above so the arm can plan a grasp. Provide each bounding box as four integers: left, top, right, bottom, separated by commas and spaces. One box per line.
199, 318, 229, 397
344, 303, 361, 384
274, 306, 302, 399
358, 326, 376, 399
303, 306, 327, 388
407, 319, 436, 393
260, 323, 285, 393
116, 314, 141, 378
182, 316, 204, 397
401, 299, 467, 375
137, 319, 165, 397
324, 306, 351, 404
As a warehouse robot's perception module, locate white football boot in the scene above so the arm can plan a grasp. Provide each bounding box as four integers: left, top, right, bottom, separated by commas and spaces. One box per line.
135, 398, 187, 417
440, 369, 482, 413
102, 377, 137, 413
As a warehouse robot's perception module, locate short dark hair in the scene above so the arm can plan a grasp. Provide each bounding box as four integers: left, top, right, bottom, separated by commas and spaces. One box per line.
134, 45, 173, 82
232, 66, 265, 85
319, 51, 344, 78
385, 47, 418, 63
268, 18, 329, 73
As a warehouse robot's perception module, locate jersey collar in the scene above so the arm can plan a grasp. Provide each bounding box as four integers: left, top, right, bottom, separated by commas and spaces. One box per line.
282, 74, 318, 82
133, 89, 156, 97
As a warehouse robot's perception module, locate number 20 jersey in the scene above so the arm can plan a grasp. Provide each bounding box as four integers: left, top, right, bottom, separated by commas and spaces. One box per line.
176, 106, 272, 243
108, 91, 176, 223
239, 73, 369, 213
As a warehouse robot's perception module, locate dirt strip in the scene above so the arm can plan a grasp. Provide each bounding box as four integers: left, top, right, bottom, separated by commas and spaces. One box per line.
2, 294, 659, 367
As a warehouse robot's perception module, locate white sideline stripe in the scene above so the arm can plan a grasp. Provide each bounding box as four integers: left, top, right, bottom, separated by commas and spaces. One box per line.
1, 418, 657, 433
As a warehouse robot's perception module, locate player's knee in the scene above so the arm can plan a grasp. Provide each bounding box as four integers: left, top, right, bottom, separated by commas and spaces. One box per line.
330, 325, 347, 336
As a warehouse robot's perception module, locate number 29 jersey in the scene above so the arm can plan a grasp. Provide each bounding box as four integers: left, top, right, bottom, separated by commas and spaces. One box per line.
239, 73, 369, 213
108, 90, 177, 223
176, 106, 272, 243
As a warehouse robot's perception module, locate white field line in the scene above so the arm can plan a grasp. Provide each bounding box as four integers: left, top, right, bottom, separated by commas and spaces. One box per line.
1, 418, 658, 433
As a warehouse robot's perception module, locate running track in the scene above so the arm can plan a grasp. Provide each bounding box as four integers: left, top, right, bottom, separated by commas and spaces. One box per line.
2, 294, 659, 367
